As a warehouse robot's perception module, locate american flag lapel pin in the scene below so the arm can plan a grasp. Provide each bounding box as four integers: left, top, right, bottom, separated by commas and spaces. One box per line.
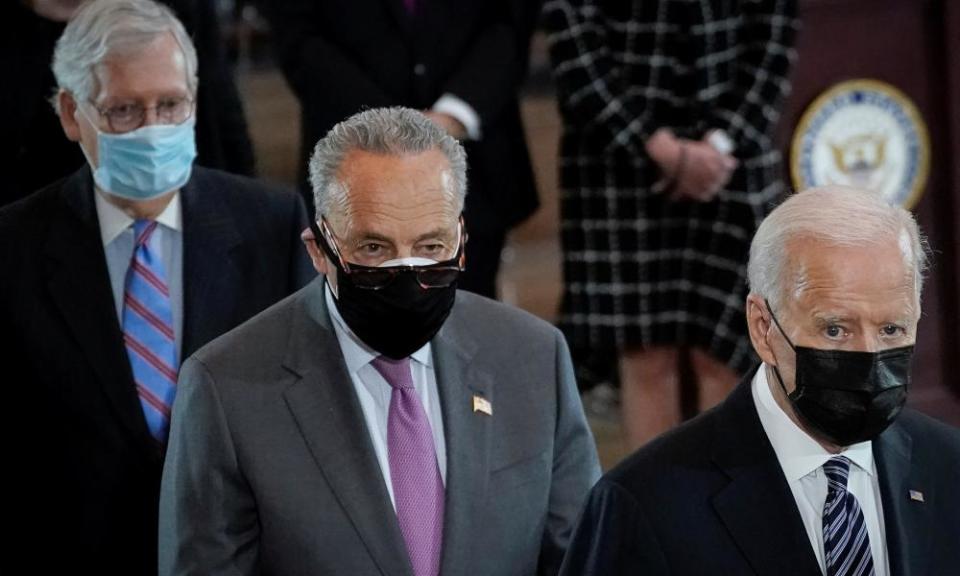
909, 490, 925, 502
472, 395, 492, 416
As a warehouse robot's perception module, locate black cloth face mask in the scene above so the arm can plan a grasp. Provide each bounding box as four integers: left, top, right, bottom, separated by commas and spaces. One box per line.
311, 219, 463, 360
765, 300, 912, 446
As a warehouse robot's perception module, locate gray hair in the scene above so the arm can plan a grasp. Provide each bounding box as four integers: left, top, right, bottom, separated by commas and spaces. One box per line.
51, 0, 198, 112
308, 107, 468, 225
748, 185, 928, 311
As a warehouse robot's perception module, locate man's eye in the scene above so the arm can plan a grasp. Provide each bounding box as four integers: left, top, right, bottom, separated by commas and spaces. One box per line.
824, 325, 845, 339
882, 324, 905, 337
108, 104, 139, 117
359, 244, 383, 254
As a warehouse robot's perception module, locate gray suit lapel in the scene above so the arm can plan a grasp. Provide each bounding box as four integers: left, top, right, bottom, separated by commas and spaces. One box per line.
433, 303, 493, 575
280, 282, 413, 576
875, 420, 930, 576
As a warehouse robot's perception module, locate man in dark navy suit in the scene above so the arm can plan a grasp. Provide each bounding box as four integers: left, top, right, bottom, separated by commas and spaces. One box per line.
560, 186, 960, 576
0, 2, 312, 574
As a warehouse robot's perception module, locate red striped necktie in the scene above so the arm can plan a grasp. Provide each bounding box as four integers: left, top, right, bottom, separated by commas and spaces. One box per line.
122, 219, 178, 442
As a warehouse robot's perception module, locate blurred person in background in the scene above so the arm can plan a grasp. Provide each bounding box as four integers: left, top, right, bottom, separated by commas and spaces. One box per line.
544, 0, 799, 448
264, 0, 544, 298
2, 0, 255, 207
1, 1, 312, 572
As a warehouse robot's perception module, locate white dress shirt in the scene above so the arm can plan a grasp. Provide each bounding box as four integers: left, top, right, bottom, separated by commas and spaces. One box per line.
95, 191, 184, 357
752, 364, 889, 576
324, 284, 448, 510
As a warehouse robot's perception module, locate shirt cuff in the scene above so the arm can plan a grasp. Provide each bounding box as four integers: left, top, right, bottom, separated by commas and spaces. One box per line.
432, 94, 482, 140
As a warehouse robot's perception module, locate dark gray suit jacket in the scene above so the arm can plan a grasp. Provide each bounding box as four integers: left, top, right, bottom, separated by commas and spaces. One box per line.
159, 280, 601, 575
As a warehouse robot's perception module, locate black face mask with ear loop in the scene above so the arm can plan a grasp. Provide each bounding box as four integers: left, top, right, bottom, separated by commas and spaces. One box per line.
309, 219, 460, 360
764, 299, 912, 446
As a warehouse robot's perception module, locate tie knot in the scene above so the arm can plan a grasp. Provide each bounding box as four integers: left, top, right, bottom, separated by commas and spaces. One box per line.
133, 219, 158, 247
823, 456, 852, 491
371, 356, 414, 390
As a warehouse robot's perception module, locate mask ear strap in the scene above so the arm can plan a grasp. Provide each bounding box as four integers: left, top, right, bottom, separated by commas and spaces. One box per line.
764, 298, 797, 350
763, 298, 798, 398
310, 218, 345, 272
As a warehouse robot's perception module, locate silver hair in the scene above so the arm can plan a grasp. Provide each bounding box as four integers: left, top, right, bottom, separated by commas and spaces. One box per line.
50, 0, 198, 112
308, 107, 468, 226
748, 185, 928, 312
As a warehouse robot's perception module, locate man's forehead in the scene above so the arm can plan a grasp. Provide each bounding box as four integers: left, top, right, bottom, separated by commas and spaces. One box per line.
786, 237, 918, 317
93, 33, 188, 99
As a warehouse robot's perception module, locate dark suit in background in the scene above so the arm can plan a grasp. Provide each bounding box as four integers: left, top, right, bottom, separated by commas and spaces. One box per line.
264, 0, 540, 297
0, 0, 255, 207
0, 166, 314, 575
559, 372, 960, 575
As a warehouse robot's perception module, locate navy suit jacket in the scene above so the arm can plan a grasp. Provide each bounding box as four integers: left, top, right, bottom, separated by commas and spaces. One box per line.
559, 369, 960, 576
0, 166, 314, 575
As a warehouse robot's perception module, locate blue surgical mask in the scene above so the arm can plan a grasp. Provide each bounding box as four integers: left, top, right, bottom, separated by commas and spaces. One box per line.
83, 111, 197, 200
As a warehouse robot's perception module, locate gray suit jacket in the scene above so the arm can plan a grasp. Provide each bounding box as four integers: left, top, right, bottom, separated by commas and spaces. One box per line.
158, 279, 601, 575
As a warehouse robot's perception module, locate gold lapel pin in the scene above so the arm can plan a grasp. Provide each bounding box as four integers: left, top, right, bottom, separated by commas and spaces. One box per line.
909, 490, 925, 502
472, 395, 492, 416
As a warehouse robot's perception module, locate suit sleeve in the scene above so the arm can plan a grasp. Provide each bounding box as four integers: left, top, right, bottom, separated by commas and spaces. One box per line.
543, 0, 666, 156
696, 0, 799, 157
265, 0, 393, 119
558, 480, 669, 576
438, 0, 529, 130
158, 358, 260, 576
538, 329, 602, 575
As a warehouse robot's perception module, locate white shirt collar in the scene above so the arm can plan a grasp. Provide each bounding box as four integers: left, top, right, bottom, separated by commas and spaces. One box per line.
94, 190, 182, 246
324, 281, 432, 374
752, 363, 875, 482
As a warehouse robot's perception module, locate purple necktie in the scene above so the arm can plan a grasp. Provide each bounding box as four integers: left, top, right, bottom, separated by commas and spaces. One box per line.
371, 356, 444, 576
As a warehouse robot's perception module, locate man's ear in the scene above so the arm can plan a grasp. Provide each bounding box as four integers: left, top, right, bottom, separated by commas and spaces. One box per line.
301, 227, 331, 275
58, 90, 83, 142
746, 293, 777, 366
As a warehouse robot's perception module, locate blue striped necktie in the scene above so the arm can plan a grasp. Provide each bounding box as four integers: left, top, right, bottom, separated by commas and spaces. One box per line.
822, 456, 876, 576
122, 219, 178, 442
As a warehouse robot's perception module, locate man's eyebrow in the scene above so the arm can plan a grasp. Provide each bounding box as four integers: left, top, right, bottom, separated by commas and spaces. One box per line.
811, 313, 853, 326
413, 227, 455, 243
349, 231, 393, 244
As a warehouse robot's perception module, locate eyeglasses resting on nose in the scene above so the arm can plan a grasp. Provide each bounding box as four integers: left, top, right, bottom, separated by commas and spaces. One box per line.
310, 216, 467, 290
86, 95, 195, 133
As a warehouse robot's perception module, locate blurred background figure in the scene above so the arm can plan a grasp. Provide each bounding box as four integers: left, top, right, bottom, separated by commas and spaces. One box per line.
262, 0, 543, 298
544, 0, 800, 449
1, 0, 255, 207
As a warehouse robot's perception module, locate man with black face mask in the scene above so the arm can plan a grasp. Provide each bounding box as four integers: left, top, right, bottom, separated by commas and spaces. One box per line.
158, 107, 601, 576
559, 185, 960, 576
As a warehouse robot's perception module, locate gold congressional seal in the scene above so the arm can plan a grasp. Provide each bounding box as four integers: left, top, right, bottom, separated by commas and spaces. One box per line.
791, 79, 930, 208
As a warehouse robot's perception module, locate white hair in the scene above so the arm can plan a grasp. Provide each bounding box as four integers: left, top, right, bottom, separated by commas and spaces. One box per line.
50, 0, 198, 112
308, 107, 468, 226
748, 185, 928, 311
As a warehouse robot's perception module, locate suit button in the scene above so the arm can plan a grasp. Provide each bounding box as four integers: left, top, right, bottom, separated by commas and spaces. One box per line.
414, 63, 426, 76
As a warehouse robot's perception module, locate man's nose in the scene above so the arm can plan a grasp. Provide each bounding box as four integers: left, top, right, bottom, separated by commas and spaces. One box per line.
142, 106, 162, 127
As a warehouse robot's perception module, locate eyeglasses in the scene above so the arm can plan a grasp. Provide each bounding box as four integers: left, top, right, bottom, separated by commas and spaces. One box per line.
314, 217, 467, 290
88, 96, 195, 133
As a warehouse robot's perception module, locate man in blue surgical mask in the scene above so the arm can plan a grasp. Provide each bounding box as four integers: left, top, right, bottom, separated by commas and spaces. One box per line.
0, 1, 313, 573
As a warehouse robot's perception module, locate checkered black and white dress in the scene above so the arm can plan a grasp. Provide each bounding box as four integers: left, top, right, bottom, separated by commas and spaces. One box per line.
544, 0, 799, 376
